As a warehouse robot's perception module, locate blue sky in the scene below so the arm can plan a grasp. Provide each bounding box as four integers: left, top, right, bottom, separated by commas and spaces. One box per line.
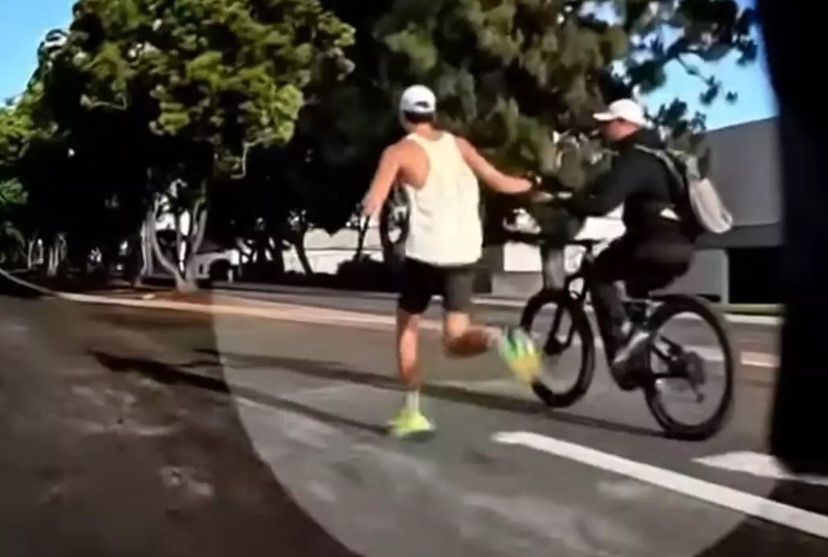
0, 0, 73, 103
0, 0, 778, 130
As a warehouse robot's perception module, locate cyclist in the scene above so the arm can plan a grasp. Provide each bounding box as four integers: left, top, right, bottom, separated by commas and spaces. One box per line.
360, 84, 542, 438
563, 98, 695, 369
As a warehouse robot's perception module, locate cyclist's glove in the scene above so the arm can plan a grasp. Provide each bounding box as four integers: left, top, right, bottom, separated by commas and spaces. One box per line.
524, 171, 544, 190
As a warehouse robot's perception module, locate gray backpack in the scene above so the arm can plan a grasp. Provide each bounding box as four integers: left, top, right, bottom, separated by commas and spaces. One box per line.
634, 145, 734, 237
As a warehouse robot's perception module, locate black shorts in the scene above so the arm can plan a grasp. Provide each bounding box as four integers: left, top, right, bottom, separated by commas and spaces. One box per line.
398, 258, 475, 315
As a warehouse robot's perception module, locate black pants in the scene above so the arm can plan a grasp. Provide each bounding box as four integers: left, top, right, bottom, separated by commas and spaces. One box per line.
397, 258, 476, 315
589, 235, 693, 352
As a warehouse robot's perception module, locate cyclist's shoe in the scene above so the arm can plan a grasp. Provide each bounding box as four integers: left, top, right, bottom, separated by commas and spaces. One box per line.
387, 406, 435, 439
497, 327, 542, 384
612, 327, 650, 368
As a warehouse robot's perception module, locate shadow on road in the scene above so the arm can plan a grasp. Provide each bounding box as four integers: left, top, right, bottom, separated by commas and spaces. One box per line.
0, 296, 366, 557
91, 351, 387, 436
189, 351, 828, 557
197, 348, 664, 439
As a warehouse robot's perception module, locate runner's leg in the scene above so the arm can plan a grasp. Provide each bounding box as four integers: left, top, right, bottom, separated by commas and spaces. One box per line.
389, 259, 435, 437
443, 311, 492, 356
441, 265, 541, 383
397, 308, 422, 387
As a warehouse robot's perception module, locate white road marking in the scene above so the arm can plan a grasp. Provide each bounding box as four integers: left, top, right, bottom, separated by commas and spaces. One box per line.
695, 451, 828, 487
493, 431, 828, 540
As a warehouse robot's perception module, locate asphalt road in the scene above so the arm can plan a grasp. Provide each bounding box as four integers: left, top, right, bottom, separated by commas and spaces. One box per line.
2, 288, 825, 557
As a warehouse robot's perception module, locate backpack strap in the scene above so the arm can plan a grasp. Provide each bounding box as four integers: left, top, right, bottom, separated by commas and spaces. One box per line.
632, 145, 684, 185
632, 144, 688, 204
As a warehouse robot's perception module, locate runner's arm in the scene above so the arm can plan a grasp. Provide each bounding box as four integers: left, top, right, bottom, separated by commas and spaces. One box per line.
361, 146, 401, 217
455, 137, 533, 194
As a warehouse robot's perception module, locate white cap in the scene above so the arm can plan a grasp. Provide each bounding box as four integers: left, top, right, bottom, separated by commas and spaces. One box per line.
399, 85, 436, 114
593, 99, 647, 127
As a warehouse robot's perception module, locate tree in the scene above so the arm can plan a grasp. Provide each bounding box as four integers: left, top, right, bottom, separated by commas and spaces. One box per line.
0, 86, 78, 276
367, 0, 756, 251
0, 179, 28, 267
37, 0, 355, 290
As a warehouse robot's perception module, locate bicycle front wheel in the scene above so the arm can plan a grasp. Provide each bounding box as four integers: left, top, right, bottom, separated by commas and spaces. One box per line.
642, 295, 736, 441
520, 289, 596, 408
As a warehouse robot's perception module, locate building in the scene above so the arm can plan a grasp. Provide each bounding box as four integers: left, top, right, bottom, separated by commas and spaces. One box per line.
668, 116, 781, 303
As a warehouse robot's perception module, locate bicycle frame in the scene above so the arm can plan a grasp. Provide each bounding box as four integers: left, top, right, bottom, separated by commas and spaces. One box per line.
545, 241, 624, 361
542, 240, 675, 377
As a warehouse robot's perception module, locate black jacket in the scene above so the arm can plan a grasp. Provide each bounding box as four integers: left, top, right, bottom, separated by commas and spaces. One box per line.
568, 129, 684, 240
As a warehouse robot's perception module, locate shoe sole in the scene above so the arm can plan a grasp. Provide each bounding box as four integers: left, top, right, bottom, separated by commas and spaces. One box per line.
388, 427, 437, 441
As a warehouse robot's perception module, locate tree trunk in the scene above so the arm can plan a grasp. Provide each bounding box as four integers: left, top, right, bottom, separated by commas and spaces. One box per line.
267, 237, 285, 277
26, 237, 37, 270
174, 210, 184, 273
141, 216, 153, 276
45, 235, 67, 278
293, 230, 313, 275
147, 197, 189, 291
46, 243, 57, 278
183, 201, 208, 287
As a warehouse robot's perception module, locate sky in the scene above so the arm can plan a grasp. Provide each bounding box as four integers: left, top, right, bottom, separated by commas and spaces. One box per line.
0, 0, 778, 131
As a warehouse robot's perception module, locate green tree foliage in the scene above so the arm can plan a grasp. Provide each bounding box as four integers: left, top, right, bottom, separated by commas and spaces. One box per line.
33, 0, 354, 287
0, 179, 28, 267
367, 0, 755, 246
0, 0, 757, 282
0, 87, 76, 273
373, 0, 756, 183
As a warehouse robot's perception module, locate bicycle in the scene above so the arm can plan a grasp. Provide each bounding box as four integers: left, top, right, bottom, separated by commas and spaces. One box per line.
517, 192, 736, 441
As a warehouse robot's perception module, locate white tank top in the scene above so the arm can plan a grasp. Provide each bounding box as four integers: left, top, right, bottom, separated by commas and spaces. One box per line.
401, 132, 483, 266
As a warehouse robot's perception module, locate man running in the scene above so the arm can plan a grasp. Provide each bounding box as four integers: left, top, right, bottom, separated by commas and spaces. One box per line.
361, 84, 542, 438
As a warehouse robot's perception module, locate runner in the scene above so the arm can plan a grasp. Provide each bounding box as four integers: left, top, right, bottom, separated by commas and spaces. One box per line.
361, 84, 542, 438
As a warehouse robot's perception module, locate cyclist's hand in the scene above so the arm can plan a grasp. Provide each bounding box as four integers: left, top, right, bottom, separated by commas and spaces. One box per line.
524, 171, 544, 190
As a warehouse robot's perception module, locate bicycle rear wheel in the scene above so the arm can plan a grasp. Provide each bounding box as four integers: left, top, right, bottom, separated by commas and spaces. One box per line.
642, 295, 735, 441
520, 289, 595, 408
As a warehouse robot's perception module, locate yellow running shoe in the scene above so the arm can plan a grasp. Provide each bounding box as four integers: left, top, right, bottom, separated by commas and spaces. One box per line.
387, 406, 435, 439
497, 327, 542, 384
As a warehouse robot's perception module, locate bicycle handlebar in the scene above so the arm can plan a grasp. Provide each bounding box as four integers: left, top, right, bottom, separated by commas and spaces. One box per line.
529, 190, 572, 204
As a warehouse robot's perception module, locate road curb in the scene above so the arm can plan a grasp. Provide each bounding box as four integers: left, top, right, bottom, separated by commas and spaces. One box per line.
214, 285, 782, 326
0, 269, 780, 372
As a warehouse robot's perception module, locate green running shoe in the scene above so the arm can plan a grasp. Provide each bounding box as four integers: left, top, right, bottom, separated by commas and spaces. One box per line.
497, 327, 542, 384
387, 406, 435, 439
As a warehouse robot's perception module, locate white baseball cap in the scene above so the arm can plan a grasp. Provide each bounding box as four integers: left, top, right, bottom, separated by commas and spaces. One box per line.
593, 99, 648, 127
399, 84, 436, 114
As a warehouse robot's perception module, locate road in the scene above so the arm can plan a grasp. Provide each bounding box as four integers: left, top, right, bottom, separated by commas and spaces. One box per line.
1, 287, 826, 557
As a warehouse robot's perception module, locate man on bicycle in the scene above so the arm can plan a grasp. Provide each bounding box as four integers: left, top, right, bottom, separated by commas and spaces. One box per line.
564, 99, 695, 369
360, 84, 542, 438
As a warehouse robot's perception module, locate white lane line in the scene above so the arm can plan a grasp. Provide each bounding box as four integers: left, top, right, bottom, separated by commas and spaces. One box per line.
493, 431, 828, 540
695, 451, 828, 487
